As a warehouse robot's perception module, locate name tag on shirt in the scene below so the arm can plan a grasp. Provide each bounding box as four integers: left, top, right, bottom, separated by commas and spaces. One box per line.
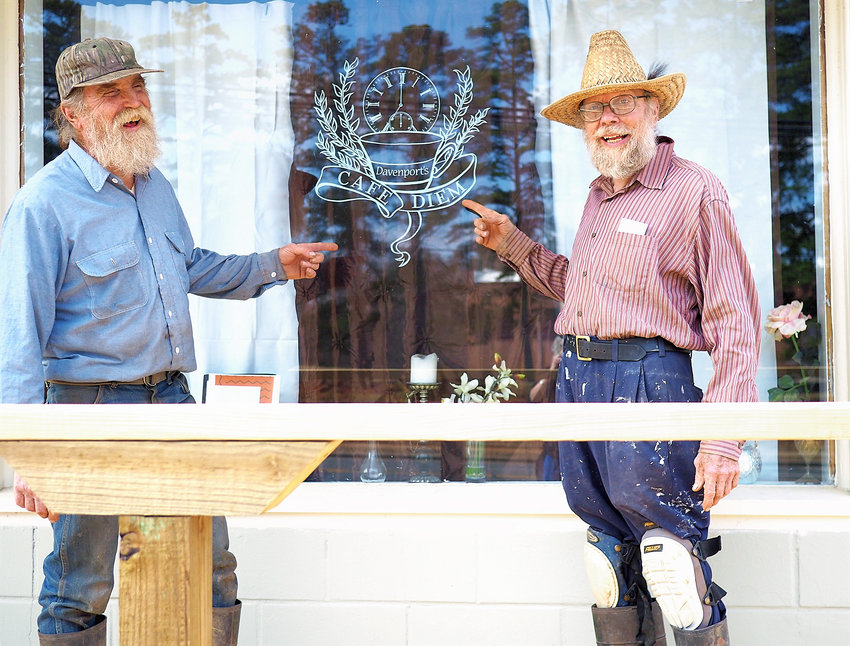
617, 218, 648, 235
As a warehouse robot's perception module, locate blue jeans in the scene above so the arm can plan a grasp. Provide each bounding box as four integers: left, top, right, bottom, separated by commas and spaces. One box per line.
555, 341, 724, 624
39, 374, 238, 634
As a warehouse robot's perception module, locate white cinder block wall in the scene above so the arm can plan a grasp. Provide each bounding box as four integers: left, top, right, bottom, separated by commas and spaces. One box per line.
2, 484, 850, 646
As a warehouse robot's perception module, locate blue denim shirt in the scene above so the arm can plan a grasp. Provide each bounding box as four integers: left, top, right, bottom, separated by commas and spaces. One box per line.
0, 141, 287, 403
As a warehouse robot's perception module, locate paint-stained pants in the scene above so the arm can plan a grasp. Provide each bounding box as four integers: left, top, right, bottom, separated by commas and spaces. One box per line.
556, 340, 725, 623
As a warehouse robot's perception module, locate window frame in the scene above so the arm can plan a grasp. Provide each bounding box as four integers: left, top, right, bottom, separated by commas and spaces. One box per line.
1, 0, 848, 495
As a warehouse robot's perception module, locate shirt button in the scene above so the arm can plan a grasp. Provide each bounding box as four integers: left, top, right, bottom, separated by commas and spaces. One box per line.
582, 270, 587, 277
271, 272, 277, 278
168, 311, 173, 317
577, 311, 583, 317
159, 273, 164, 280
148, 237, 153, 245
590, 232, 597, 239
111, 177, 118, 184
175, 347, 180, 354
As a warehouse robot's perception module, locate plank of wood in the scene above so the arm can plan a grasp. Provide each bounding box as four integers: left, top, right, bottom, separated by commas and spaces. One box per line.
0, 440, 341, 516
118, 516, 212, 646
0, 402, 847, 442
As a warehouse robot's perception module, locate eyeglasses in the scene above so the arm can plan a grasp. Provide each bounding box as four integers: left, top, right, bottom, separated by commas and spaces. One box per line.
577, 94, 651, 122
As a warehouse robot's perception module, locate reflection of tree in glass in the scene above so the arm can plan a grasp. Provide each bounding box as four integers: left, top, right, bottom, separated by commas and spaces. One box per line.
768, 0, 821, 399
289, 0, 556, 429
466, 1, 550, 368
42, 1, 82, 163
771, 0, 816, 307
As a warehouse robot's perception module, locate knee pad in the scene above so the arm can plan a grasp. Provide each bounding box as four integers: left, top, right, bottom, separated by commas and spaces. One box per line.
640, 528, 725, 631
583, 528, 637, 608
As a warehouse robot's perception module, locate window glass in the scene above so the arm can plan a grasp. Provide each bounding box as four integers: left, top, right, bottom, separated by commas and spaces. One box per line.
20, 0, 831, 484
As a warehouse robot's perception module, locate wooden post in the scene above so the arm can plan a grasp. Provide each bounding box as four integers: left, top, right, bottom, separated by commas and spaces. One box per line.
119, 516, 212, 646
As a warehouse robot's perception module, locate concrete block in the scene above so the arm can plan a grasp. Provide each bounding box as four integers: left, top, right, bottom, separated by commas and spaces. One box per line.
727, 608, 850, 645
234, 600, 259, 646
710, 530, 795, 607
0, 598, 40, 645
559, 605, 601, 645
228, 525, 326, 600
799, 530, 850, 608
477, 525, 591, 604
260, 602, 406, 646
409, 603, 562, 646
326, 521, 477, 602
0, 525, 35, 596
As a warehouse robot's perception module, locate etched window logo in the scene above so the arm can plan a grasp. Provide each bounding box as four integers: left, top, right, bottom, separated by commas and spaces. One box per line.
314, 59, 489, 266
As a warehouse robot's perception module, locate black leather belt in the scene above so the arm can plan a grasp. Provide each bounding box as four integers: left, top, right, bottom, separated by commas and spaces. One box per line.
47, 371, 177, 387
564, 335, 689, 362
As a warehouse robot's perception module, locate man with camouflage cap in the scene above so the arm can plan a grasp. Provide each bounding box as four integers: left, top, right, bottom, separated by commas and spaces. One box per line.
0, 37, 337, 645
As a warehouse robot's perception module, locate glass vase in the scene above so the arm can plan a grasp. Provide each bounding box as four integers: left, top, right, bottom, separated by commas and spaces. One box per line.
465, 440, 486, 483
738, 440, 762, 485
359, 440, 387, 483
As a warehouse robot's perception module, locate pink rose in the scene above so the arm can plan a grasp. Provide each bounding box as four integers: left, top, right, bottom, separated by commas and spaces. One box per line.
765, 300, 810, 340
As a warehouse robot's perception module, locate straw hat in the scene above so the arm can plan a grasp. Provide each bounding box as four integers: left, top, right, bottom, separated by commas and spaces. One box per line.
541, 30, 686, 129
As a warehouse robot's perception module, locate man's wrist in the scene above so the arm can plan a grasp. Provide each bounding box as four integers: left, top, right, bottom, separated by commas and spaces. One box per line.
699, 439, 744, 461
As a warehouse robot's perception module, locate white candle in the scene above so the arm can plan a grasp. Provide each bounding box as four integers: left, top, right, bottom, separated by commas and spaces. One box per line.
410, 353, 438, 384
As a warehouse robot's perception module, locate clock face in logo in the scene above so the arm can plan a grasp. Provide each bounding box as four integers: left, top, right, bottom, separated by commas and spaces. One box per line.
362, 67, 440, 133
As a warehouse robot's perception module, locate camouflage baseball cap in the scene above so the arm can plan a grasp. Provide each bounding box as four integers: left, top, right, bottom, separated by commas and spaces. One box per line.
56, 37, 163, 101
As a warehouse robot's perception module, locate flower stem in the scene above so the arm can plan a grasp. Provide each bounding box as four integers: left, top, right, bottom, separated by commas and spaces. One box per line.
791, 335, 810, 395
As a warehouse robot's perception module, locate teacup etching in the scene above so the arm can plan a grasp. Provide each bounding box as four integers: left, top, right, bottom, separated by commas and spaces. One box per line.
361, 131, 441, 190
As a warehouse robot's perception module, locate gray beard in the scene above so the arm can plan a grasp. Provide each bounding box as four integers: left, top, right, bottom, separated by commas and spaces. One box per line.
82, 105, 161, 179
584, 121, 657, 180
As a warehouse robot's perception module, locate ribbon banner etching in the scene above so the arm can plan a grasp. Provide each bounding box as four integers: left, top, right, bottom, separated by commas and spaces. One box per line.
314, 59, 489, 266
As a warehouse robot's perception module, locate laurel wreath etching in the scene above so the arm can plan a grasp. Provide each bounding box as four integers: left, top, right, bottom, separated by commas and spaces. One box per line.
314, 58, 489, 179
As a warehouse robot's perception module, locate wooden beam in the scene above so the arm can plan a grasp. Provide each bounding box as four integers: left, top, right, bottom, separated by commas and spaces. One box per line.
0, 402, 848, 442
118, 516, 212, 646
0, 439, 341, 516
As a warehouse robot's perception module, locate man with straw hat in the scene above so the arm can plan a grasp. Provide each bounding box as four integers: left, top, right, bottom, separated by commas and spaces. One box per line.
464, 30, 759, 646
0, 37, 337, 645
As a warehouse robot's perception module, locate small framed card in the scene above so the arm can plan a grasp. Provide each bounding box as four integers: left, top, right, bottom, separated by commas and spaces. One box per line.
202, 373, 280, 404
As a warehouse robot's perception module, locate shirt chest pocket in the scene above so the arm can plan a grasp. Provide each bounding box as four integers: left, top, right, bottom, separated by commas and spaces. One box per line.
594, 233, 657, 292
76, 242, 149, 319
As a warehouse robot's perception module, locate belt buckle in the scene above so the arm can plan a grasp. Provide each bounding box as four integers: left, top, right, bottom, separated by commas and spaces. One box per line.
142, 372, 163, 387
575, 335, 592, 361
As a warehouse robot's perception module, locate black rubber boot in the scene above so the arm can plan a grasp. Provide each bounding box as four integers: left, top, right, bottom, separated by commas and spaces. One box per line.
671, 617, 729, 646
591, 602, 667, 645
38, 617, 106, 645
213, 600, 242, 646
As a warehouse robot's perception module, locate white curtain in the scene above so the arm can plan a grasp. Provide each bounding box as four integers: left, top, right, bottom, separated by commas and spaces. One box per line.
81, 1, 299, 401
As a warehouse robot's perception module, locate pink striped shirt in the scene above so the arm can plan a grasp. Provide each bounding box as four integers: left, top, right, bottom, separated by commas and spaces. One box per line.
498, 138, 760, 460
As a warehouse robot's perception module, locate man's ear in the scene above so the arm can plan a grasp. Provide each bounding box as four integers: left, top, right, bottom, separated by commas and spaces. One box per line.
60, 102, 83, 129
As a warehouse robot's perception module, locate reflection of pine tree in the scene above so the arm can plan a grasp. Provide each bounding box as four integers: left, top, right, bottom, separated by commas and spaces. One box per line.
771, 0, 815, 307
466, 1, 553, 370
467, 2, 545, 243
768, 0, 822, 405
290, 0, 558, 413
42, 0, 81, 162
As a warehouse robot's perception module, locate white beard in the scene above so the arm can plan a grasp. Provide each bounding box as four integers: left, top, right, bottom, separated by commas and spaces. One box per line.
81, 104, 161, 179
584, 117, 657, 180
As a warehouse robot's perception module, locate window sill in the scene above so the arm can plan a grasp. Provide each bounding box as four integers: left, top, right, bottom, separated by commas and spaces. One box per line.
2, 482, 849, 521
270, 481, 850, 520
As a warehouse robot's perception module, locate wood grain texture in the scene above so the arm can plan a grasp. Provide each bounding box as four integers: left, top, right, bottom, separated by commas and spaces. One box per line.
0, 402, 848, 442
118, 515, 212, 646
0, 439, 341, 516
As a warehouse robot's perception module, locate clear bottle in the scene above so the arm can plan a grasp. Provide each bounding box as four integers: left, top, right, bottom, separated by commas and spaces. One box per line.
738, 440, 762, 485
359, 440, 387, 483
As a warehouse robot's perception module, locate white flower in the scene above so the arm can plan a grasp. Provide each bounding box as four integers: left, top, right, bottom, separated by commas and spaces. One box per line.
451, 373, 481, 403
451, 354, 523, 404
